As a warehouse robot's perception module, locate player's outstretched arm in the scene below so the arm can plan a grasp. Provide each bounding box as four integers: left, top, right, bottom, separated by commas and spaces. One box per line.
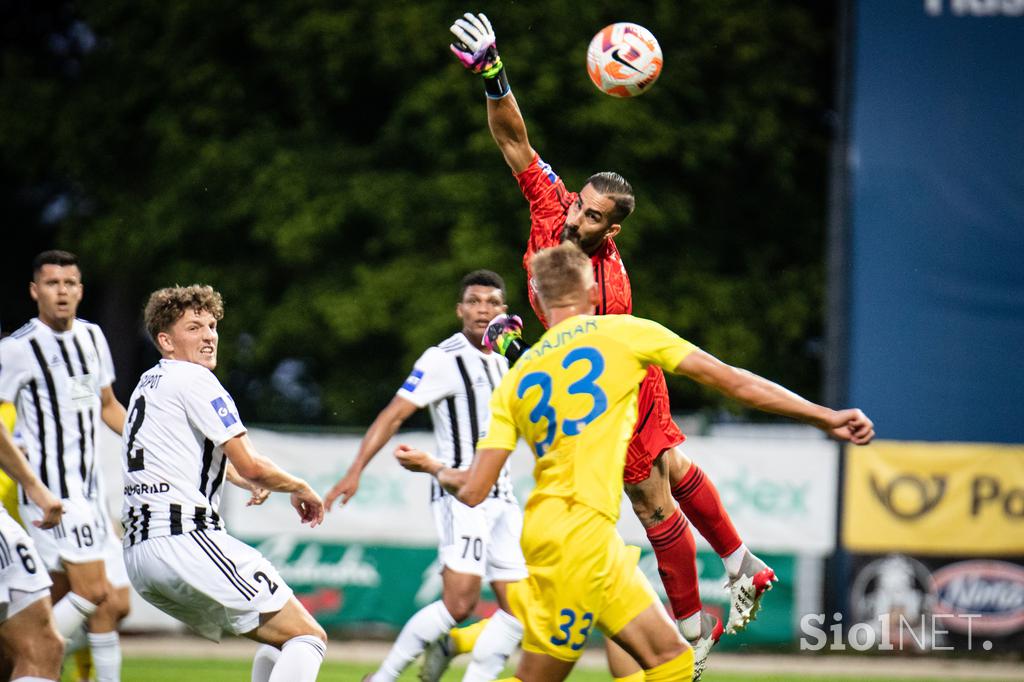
488, 92, 535, 174
222, 434, 325, 527
449, 11, 536, 173
0, 424, 62, 528
674, 349, 876, 445
324, 396, 418, 511
394, 444, 510, 507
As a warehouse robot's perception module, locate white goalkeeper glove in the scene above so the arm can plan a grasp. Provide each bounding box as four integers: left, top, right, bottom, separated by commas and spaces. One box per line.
449, 12, 510, 98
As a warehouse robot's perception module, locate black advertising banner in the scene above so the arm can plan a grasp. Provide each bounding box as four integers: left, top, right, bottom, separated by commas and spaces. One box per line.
827, 554, 1024, 654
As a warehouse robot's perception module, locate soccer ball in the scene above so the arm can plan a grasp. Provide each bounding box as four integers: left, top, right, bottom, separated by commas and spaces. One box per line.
586, 22, 663, 98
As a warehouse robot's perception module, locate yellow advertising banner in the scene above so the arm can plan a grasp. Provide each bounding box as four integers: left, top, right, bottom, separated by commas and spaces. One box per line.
843, 440, 1024, 555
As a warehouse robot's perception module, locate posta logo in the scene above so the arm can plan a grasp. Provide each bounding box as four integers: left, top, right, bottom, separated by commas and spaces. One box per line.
932, 560, 1024, 635
869, 473, 946, 519
843, 441, 1024, 555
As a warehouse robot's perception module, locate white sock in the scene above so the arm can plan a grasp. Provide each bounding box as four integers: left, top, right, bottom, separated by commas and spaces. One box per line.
64, 624, 88, 654
12, 677, 58, 681
88, 631, 121, 682
462, 609, 523, 682
52, 592, 98, 639
723, 543, 748, 578
679, 612, 702, 641
252, 644, 282, 682
372, 601, 457, 682
268, 635, 325, 682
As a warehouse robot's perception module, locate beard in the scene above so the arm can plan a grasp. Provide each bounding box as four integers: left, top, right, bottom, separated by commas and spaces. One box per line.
560, 224, 601, 253
560, 224, 579, 246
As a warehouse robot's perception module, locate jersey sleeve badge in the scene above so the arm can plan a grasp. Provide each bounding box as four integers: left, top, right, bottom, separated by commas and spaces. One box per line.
401, 368, 424, 393
211, 396, 238, 427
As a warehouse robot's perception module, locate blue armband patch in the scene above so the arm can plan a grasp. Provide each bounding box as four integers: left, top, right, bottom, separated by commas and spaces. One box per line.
401, 369, 424, 392
211, 397, 238, 427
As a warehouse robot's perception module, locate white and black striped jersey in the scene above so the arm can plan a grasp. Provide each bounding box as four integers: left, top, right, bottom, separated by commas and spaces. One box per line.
120, 359, 245, 546
397, 332, 515, 503
0, 318, 115, 502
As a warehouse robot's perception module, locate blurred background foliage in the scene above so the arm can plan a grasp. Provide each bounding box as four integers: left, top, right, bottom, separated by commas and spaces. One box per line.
1, 0, 835, 428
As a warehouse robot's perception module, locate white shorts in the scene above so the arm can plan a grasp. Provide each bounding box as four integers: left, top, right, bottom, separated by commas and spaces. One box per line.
98, 525, 130, 589
0, 513, 53, 622
20, 496, 107, 570
432, 496, 527, 583
91, 498, 130, 589
124, 530, 293, 641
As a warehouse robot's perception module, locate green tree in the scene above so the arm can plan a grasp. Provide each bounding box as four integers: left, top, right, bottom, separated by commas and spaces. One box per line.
1, 0, 835, 426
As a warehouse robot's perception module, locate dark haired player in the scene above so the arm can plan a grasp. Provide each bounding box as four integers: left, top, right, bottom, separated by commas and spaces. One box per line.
325, 271, 528, 682
449, 12, 779, 679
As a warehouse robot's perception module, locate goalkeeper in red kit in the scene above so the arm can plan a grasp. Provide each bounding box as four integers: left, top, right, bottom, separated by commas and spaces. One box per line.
444, 12, 781, 682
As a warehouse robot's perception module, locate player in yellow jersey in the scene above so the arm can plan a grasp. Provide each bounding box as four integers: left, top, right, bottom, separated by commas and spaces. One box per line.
396, 242, 875, 682
0, 402, 19, 520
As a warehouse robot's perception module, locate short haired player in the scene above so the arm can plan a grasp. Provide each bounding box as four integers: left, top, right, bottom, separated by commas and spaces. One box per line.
325, 270, 528, 682
0, 250, 131, 681
121, 285, 326, 682
448, 12, 786, 678
396, 242, 874, 682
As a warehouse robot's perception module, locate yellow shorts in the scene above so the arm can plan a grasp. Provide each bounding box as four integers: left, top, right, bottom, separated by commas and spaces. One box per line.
508, 496, 658, 662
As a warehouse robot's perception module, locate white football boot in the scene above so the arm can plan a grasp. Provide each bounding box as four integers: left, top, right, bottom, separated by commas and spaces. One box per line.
725, 550, 778, 634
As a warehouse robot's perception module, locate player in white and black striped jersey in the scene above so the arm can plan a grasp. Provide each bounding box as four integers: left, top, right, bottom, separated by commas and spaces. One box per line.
324, 270, 527, 682
122, 284, 326, 682
0, 411, 64, 682
0, 250, 130, 681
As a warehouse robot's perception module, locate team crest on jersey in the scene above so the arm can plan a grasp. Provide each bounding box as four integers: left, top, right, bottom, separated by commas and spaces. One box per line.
210, 396, 238, 427
68, 374, 97, 408
401, 369, 424, 392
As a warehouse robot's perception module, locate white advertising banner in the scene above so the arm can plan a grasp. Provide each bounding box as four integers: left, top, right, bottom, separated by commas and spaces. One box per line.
95, 424, 836, 633
644, 434, 840, 554
211, 428, 839, 555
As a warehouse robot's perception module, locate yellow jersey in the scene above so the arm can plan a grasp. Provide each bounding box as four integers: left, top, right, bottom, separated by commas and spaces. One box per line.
479, 314, 695, 521
0, 402, 21, 520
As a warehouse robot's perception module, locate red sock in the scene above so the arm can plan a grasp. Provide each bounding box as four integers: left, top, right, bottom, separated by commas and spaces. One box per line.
672, 464, 743, 557
646, 508, 701, 620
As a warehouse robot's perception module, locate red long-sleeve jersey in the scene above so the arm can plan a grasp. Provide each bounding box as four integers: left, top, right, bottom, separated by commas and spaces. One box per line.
518, 155, 632, 325
515, 154, 685, 483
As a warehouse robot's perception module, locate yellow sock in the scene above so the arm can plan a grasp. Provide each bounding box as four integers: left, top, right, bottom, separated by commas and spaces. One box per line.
614, 672, 645, 682
495, 678, 523, 682
449, 617, 489, 655
74, 646, 93, 681
643, 648, 694, 682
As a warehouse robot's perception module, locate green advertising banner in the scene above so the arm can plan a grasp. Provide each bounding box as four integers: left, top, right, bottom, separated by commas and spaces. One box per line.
245, 535, 796, 647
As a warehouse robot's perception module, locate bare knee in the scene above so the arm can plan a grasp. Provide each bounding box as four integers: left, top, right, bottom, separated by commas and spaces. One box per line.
24, 628, 65, 664
443, 589, 480, 622
280, 607, 327, 645
624, 482, 674, 529
300, 621, 327, 645
110, 587, 131, 621
665, 448, 693, 487
3, 606, 65, 671
65, 563, 110, 606
72, 582, 109, 606
38, 627, 66, 665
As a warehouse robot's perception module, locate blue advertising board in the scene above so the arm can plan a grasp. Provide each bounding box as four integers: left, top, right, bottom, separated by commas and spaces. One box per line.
845, 1, 1024, 443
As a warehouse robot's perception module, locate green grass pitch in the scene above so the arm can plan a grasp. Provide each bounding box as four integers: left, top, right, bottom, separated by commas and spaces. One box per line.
61, 657, 1019, 681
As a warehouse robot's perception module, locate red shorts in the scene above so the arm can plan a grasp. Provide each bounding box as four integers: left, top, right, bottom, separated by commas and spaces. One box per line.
623, 366, 685, 485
